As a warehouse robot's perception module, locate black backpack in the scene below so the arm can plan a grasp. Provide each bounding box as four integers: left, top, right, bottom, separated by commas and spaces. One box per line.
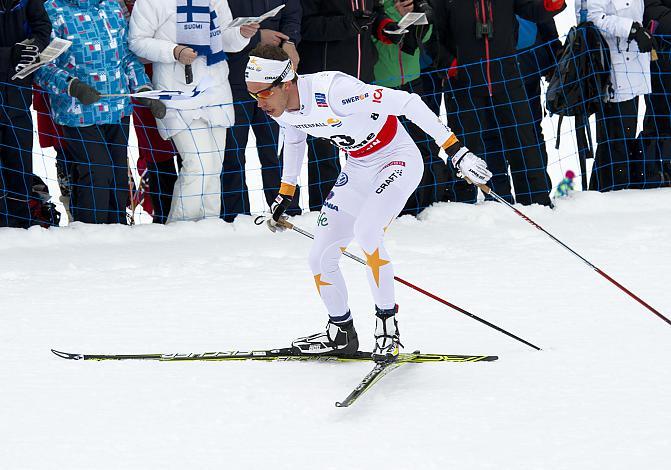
546, 22, 613, 188
546, 22, 613, 117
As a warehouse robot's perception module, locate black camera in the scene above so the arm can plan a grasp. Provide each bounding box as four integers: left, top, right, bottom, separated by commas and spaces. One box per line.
475, 21, 494, 39
352, 9, 375, 32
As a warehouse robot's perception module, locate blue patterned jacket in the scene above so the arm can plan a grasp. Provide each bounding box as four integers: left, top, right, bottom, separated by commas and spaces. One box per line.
36, 0, 150, 127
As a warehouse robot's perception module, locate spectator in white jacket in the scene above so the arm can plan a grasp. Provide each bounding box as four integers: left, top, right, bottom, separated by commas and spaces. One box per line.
128, 0, 259, 222
579, 0, 653, 191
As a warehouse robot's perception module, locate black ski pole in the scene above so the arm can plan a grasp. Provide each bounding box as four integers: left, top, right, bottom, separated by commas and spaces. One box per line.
254, 216, 542, 350
473, 183, 671, 327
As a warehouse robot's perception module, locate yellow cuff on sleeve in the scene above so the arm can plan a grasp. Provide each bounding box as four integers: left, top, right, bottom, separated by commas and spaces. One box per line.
279, 183, 296, 197
441, 134, 460, 151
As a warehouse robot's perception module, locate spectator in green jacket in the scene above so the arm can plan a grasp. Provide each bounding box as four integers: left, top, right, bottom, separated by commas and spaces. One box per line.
372, 0, 447, 215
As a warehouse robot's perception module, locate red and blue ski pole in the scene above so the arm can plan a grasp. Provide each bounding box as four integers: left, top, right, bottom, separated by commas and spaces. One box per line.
471, 182, 671, 327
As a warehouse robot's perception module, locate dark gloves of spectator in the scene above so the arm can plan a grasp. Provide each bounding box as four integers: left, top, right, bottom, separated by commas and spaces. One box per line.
381, 23, 423, 54
267, 184, 295, 233
11, 41, 40, 72
135, 87, 167, 119
628, 22, 654, 53
67, 78, 101, 105
400, 27, 420, 55
136, 97, 167, 119
381, 22, 405, 45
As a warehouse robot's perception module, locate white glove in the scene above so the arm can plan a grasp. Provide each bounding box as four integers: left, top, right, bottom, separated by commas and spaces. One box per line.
451, 147, 492, 185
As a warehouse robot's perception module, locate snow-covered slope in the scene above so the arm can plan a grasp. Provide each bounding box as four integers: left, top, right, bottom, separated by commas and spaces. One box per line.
2, 189, 670, 469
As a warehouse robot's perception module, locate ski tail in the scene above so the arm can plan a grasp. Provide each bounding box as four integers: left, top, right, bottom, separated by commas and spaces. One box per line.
335, 351, 421, 408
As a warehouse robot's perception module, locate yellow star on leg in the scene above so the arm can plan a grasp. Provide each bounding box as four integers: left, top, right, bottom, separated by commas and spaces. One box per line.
313, 274, 332, 296
364, 248, 390, 288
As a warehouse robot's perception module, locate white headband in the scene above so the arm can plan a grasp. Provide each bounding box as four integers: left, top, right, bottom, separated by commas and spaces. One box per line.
245, 56, 295, 84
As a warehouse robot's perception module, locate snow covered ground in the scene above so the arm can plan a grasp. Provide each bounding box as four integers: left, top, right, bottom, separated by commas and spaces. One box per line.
5, 2, 670, 468
2, 189, 670, 469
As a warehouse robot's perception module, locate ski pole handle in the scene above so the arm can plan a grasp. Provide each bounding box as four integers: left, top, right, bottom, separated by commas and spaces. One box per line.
464, 176, 492, 195
278, 218, 295, 231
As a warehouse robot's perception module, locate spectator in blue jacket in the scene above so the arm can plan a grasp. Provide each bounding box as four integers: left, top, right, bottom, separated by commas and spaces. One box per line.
221, 0, 303, 222
36, 0, 164, 224
0, 0, 51, 228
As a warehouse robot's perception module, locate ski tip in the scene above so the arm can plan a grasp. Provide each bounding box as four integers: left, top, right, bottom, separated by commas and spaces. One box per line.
335, 401, 348, 408
51, 349, 83, 360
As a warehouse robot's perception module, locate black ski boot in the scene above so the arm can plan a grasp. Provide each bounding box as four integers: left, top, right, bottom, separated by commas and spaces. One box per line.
292, 317, 359, 356
372, 305, 402, 363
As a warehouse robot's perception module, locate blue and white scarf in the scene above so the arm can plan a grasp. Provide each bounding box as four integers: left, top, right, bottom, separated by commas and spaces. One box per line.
176, 0, 227, 66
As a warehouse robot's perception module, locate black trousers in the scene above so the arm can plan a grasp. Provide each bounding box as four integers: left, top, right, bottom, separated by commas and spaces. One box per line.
420, 66, 445, 116
643, 50, 671, 139
640, 49, 671, 185
222, 89, 301, 221
398, 79, 448, 215
305, 135, 341, 211
0, 109, 33, 228
445, 80, 552, 206
591, 98, 639, 192
146, 157, 179, 224
62, 117, 131, 224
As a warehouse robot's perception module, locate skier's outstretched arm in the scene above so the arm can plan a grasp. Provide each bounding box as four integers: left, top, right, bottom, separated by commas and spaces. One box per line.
328, 75, 457, 149
328, 74, 492, 186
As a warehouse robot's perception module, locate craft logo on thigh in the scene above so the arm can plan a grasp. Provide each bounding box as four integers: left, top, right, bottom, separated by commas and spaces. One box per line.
317, 212, 329, 226
375, 169, 404, 194
335, 172, 349, 187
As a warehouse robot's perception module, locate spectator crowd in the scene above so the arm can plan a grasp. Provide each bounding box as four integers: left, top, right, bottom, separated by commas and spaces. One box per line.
0, 0, 670, 228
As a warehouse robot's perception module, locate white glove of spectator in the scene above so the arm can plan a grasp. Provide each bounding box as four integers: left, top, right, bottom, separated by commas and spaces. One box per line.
451, 146, 492, 185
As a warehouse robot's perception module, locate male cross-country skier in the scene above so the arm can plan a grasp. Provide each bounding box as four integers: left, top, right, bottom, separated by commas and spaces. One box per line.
246, 44, 492, 362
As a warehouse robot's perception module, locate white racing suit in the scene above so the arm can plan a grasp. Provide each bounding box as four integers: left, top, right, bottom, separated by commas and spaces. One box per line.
274, 72, 456, 320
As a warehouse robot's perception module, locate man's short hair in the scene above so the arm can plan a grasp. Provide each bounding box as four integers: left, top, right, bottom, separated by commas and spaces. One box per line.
248, 45, 298, 83
249, 44, 290, 62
